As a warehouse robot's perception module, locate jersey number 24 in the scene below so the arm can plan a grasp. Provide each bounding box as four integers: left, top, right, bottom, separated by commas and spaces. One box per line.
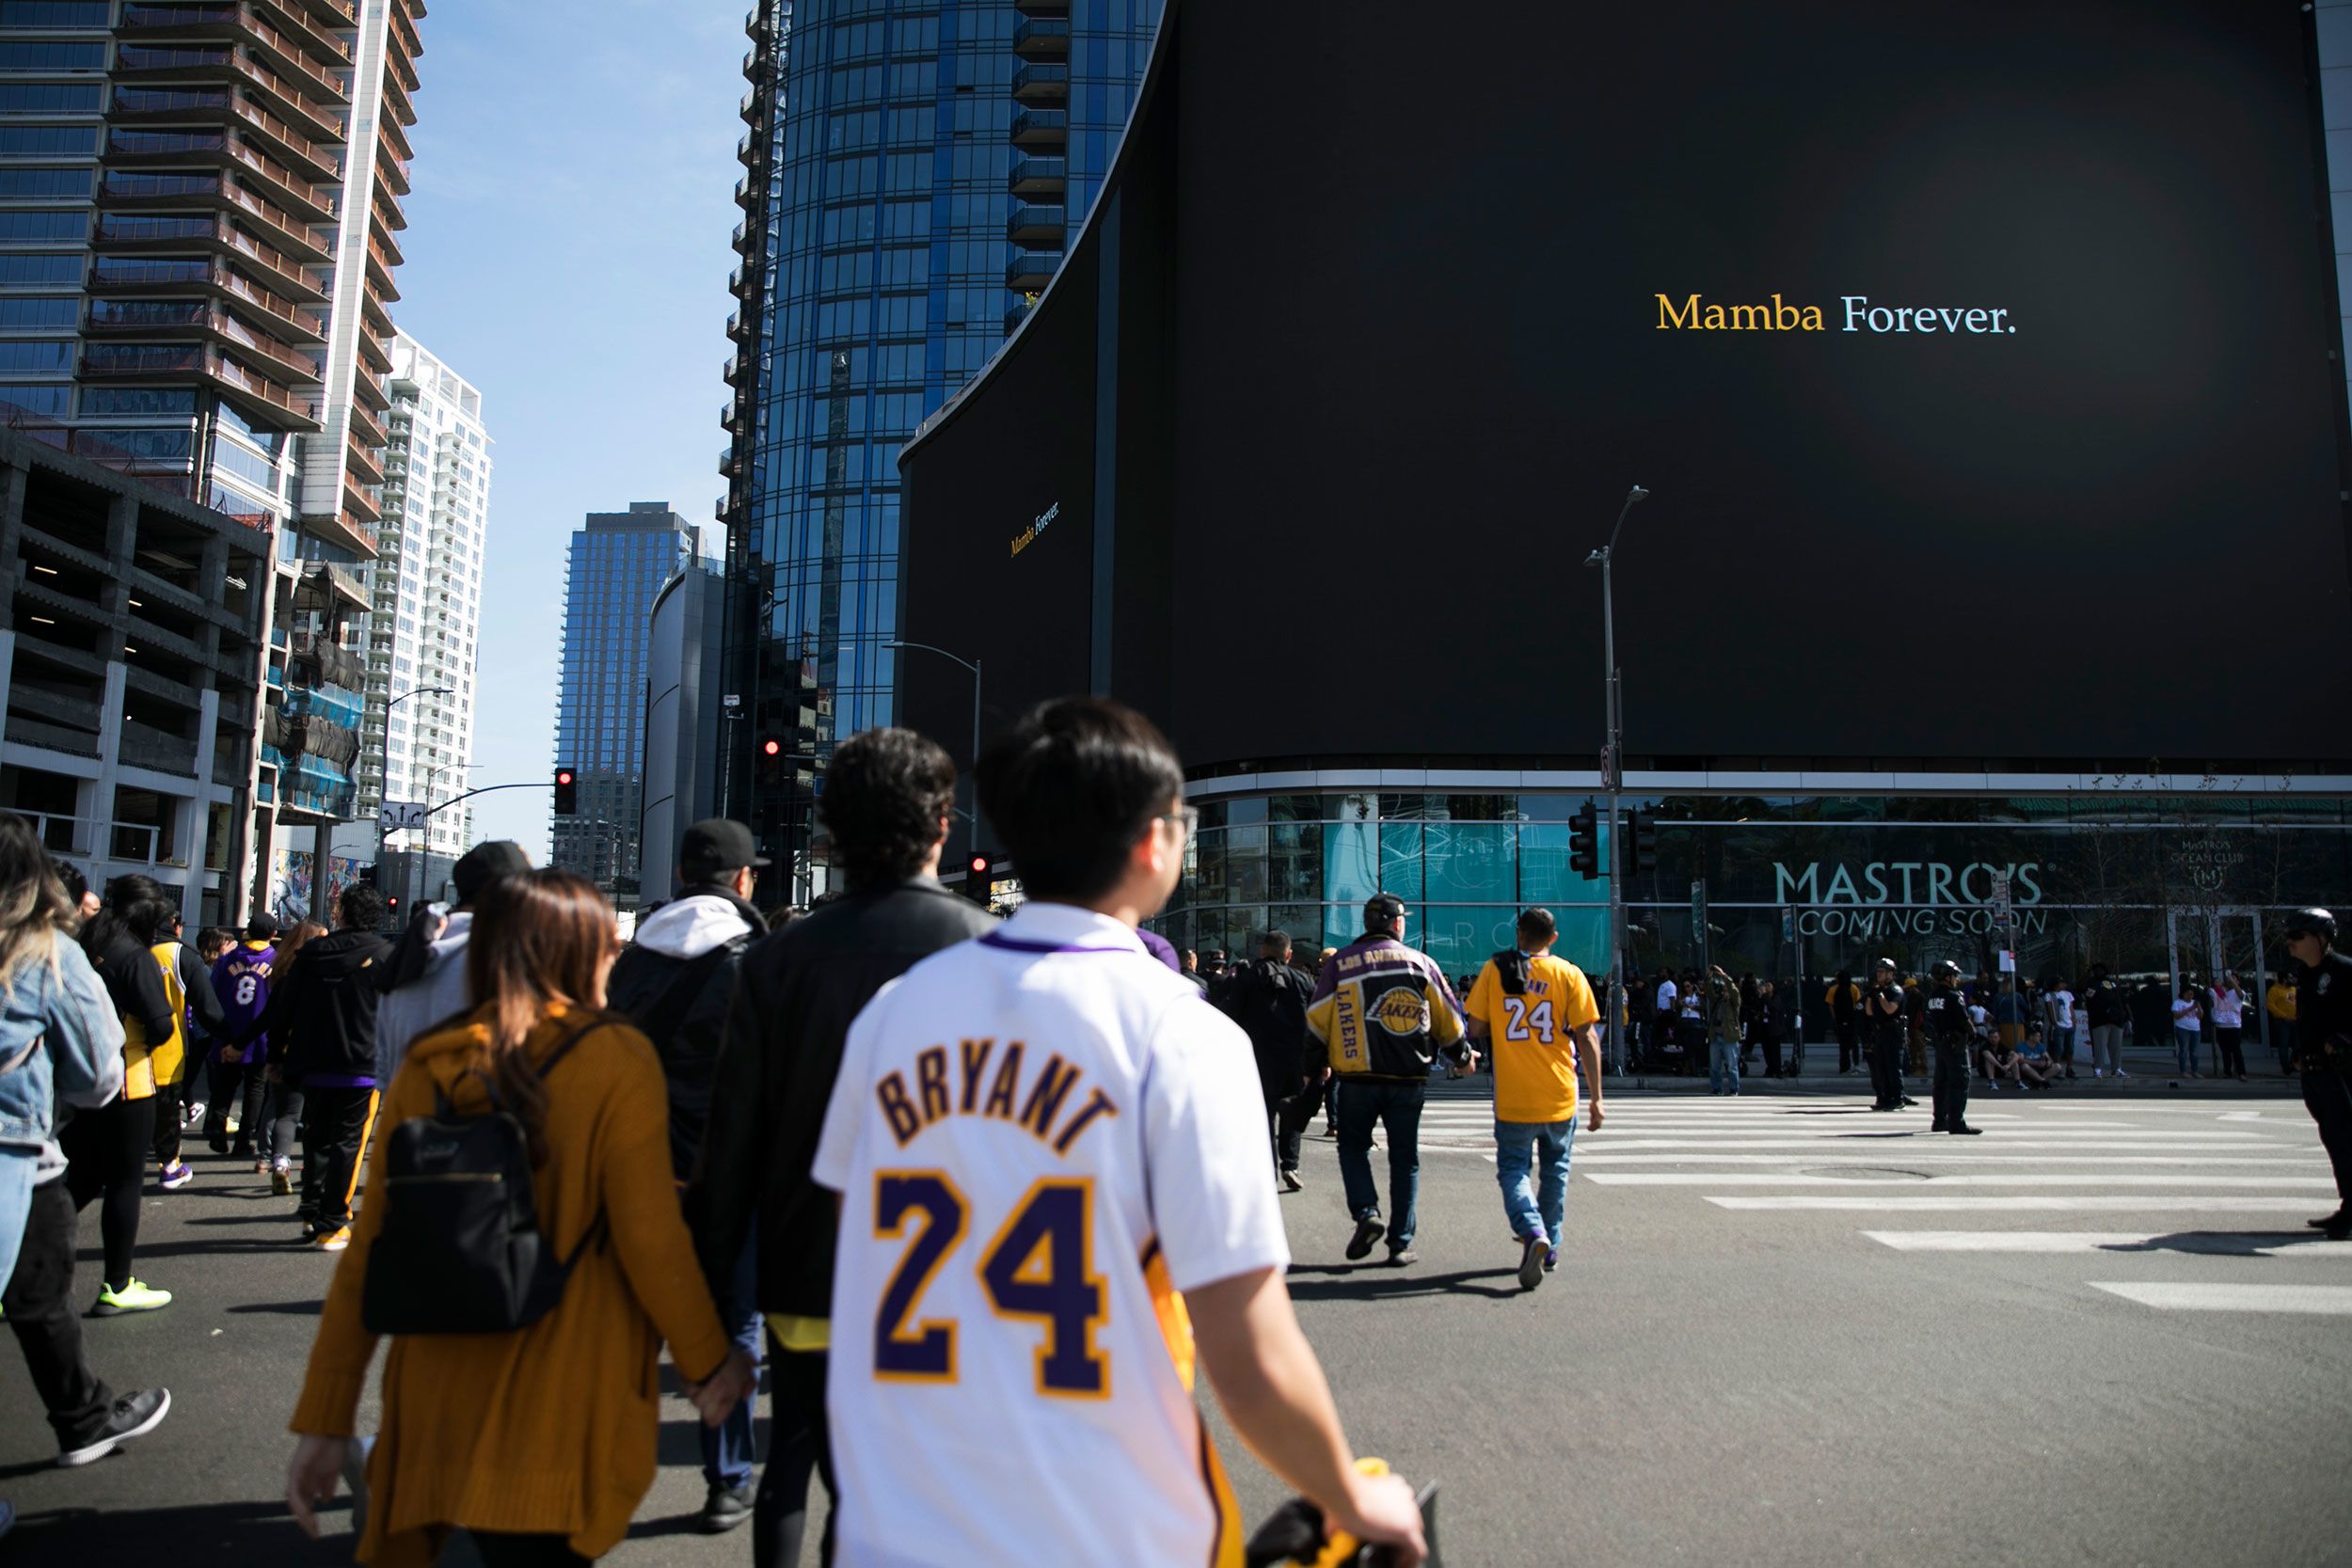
1502, 996, 1556, 1043
872, 1171, 1107, 1398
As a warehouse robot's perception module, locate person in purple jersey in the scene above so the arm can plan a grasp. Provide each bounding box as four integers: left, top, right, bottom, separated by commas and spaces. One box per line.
205, 914, 278, 1165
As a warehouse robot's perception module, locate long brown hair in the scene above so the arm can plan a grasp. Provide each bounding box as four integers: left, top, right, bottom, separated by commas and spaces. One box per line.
463, 869, 618, 1163
278, 920, 326, 962
0, 814, 72, 990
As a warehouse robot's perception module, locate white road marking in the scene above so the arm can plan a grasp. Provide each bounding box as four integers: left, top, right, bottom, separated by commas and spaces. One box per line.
1565, 1138, 2280, 1152
1708, 1196, 2323, 1212
2090, 1282, 2352, 1314
1866, 1231, 2352, 1256
1586, 1173, 2335, 1188
1573, 1152, 2325, 1166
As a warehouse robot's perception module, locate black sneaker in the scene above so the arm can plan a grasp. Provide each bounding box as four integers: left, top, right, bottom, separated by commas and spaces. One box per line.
1947, 1124, 1983, 1136
1344, 1215, 1384, 1261
56, 1388, 169, 1467
2306, 1210, 2348, 1230
1517, 1235, 1547, 1291
697, 1483, 754, 1534
1386, 1243, 1418, 1267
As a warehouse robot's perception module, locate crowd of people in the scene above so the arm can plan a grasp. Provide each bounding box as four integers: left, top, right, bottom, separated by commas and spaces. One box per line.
3, 694, 2348, 1562
1599, 961, 2296, 1089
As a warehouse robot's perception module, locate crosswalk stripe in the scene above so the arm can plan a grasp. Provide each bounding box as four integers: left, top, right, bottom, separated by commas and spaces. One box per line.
1586, 1173, 2335, 1188
1565, 1139, 2284, 1152
2090, 1282, 2352, 1314
1576, 1152, 2325, 1166
1865, 1231, 2352, 1256
1707, 1196, 2323, 1212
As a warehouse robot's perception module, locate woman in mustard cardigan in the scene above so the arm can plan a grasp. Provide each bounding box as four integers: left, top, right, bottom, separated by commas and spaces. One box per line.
284, 870, 754, 1567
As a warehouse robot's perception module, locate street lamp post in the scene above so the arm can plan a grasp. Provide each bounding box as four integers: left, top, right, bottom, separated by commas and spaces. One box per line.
412, 760, 483, 908
1585, 484, 1648, 1077
374, 684, 456, 873
884, 639, 982, 866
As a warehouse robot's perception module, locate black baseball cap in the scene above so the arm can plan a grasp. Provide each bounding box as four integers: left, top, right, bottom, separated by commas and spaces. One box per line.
245, 912, 278, 940
1364, 892, 1406, 929
680, 818, 771, 880
453, 840, 531, 904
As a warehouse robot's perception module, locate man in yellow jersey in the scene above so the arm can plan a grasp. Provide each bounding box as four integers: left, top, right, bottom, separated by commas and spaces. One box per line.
1464, 909, 1604, 1291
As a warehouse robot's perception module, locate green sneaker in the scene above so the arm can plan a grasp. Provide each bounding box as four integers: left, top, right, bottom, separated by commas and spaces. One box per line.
90, 1278, 172, 1317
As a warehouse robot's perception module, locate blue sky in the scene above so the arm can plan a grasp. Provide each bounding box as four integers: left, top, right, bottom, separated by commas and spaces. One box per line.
391, 0, 742, 856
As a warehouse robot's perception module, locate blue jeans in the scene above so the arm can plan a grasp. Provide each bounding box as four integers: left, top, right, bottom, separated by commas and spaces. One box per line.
2174, 1027, 2201, 1075
1336, 1078, 1424, 1247
701, 1234, 763, 1493
1494, 1117, 1577, 1247
1709, 1034, 1741, 1094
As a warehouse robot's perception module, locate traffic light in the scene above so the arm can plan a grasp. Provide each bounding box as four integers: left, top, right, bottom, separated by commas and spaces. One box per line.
553, 766, 578, 816
964, 851, 992, 906
386, 892, 401, 918
1628, 809, 1659, 875
1568, 801, 1599, 880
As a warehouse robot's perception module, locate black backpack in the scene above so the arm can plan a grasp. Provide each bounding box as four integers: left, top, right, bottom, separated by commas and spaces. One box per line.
360, 1018, 606, 1336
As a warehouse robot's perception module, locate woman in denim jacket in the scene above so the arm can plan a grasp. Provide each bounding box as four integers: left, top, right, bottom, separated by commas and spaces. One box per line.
0, 814, 169, 1492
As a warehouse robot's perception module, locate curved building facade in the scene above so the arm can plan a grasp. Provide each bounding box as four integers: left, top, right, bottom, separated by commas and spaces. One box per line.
898, 1, 2352, 996
718, 0, 1161, 903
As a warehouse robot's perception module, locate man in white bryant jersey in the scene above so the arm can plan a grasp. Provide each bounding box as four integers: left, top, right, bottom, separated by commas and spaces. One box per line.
812, 696, 1425, 1567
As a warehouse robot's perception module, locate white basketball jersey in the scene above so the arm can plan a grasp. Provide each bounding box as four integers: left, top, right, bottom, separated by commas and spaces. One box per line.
812, 902, 1289, 1568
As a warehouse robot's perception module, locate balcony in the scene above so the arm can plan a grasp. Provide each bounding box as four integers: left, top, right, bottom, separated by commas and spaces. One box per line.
1010, 63, 1068, 105
347, 401, 386, 448
1012, 0, 1070, 15
351, 364, 388, 411
344, 433, 383, 485
87, 255, 326, 341
97, 169, 331, 264
1006, 250, 1061, 292
1010, 108, 1067, 150
723, 353, 748, 387
379, 60, 415, 127
1005, 298, 1034, 336
92, 214, 326, 302
119, 3, 355, 102
113, 46, 344, 143
735, 177, 755, 212
726, 309, 753, 344
1010, 154, 1065, 197
357, 325, 390, 372
108, 87, 342, 183
721, 446, 742, 480
373, 179, 405, 232
1008, 202, 1064, 246
1012, 17, 1070, 58
374, 138, 410, 197
363, 232, 401, 298
103, 128, 339, 223
79, 341, 321, 431
86, 299, 322, 385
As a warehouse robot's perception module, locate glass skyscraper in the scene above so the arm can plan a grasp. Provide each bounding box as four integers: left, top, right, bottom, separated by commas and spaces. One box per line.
721, 0, 1160, 898
550, 501, 699, 904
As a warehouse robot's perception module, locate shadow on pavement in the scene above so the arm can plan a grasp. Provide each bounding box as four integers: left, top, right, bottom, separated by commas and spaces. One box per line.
2102, 1231, 2344, 1256
225, 1298, 323, 1316
1285, 1266, 1522, 1302
5, 1497, 344, 1565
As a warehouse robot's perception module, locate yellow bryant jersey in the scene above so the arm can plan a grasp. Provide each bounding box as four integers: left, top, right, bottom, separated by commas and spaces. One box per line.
1466, 954, 1598, 1123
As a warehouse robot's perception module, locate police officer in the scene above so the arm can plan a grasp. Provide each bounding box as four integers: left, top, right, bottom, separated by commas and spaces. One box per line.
1862, 958, 1911, 1113
2281, 909, 2352, 1239
1922, 959, 1980, 1135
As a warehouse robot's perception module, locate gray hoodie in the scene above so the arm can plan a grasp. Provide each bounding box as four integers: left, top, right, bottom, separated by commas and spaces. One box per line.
373, 910, 474, 1086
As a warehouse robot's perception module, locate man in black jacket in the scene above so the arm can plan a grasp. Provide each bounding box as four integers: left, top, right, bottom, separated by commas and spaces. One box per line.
688, 727, 995, 1568
1225, 928, 1316, 1190
607, 817, 769, 1533
256, 883, 390, 1248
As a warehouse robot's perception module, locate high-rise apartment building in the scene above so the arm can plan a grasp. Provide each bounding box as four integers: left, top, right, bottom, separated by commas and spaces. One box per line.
0, 0, 426, 919
335, 328, 485, 870
719, 0, 1160, 899
551, 502, 700, 905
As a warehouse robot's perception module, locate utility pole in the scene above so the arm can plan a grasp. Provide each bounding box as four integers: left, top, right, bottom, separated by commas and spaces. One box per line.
1585, 484, 1647, 1077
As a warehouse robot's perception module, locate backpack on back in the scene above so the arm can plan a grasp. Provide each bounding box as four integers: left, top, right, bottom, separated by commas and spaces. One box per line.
360, 1018, 604, 1336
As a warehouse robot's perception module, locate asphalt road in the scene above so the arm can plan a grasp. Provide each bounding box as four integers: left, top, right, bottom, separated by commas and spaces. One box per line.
5, 1068, 2348, 1567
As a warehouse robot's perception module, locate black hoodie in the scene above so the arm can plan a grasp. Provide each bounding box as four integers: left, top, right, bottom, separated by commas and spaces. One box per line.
256, 927, 392, 1083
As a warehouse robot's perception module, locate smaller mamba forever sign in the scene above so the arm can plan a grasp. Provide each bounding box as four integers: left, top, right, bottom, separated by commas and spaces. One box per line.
1656, 293, 2017, 335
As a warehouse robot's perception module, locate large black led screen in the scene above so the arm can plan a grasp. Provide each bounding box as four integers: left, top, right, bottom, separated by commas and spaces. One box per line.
1170, 1, 2352, 766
